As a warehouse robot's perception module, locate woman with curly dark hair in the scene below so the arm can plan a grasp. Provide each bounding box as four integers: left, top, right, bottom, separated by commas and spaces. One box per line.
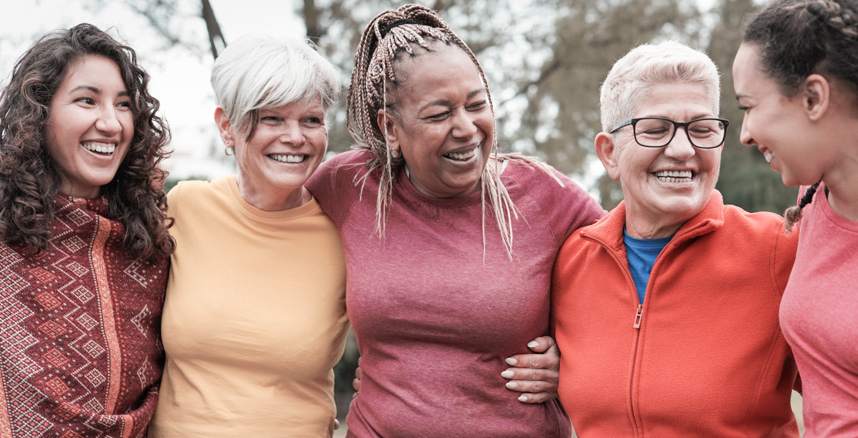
0, 23, 172, 437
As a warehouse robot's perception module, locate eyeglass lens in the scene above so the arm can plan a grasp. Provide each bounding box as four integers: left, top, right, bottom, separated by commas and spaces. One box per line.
634, 118, 726, 148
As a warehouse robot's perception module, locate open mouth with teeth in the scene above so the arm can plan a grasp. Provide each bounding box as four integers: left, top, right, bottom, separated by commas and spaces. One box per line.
654, 169, 693, 183
269, 154, 307, 163
82, 142, 116, 156
762, 150, 775, 163
443, 148, 477, 162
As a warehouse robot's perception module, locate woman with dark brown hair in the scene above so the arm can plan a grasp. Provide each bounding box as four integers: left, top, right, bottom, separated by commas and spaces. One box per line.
0, 23, 172, 437
733, 0, 858, 435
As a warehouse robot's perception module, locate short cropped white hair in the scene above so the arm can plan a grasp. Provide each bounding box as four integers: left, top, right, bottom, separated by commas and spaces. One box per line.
599, 41, 720, 133
211, 34, 340, 136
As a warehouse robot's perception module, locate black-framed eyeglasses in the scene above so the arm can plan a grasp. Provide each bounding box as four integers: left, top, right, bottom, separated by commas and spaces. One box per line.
609, 117, 729, 149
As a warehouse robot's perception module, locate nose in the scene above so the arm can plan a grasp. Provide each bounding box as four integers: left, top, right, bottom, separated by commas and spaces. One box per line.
278, 121, 304, 146
738, 118, 754, 146
450, 108, 478, 140
95, 107, 122, 135
663, 126, 696, 160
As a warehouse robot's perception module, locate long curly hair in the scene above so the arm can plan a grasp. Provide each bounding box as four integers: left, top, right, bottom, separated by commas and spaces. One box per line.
0, 23, 174, 263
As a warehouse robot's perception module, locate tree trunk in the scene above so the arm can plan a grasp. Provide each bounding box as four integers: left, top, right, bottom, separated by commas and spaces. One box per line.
201, 0, 226, 59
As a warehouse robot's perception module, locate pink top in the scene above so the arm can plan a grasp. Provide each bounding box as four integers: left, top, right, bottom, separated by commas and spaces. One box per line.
307, 150, 604, 437
780, 185, 858, 437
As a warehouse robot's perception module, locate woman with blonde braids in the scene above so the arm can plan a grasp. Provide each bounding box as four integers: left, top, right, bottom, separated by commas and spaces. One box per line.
733, 0, 858, 435
306, 4, 604, 436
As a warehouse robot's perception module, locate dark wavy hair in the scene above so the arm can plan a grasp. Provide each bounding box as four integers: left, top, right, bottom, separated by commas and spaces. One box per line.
0, 23, 174, 263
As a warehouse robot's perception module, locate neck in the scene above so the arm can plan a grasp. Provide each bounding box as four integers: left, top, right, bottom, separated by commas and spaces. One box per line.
825, 178, 858, 222
624, 207, 684, 240
235, 175, 309, 211
823, 135, 858, 221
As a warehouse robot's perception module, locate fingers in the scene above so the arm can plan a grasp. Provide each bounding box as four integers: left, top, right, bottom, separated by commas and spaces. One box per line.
501, 337, 561, 404
522, 335, 556, 353
501, 367, 558, 384
505, 337, 560, 370
513, 391, 556, 404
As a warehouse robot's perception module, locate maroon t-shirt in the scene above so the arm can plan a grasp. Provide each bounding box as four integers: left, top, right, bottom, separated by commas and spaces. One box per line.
308, 150, 604, 437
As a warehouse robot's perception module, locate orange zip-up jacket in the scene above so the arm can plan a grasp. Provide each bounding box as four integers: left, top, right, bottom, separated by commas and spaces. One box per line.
552, 191, 800, 438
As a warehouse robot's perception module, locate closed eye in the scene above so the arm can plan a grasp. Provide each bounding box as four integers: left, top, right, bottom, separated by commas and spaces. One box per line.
467, 101, 487, 111
426, 111, 450, 121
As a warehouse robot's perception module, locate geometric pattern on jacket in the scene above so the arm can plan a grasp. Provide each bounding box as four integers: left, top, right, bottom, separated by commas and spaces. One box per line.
0, 196, 167, 438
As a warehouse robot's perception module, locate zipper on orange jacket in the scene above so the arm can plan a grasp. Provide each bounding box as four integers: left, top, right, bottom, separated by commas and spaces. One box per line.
581, 231, 645, 437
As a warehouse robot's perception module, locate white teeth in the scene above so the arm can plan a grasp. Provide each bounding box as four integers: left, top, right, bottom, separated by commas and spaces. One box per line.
654, 170, 692, 183
763, 150, 775, 163
444, 149, 476, 161
81, 142, 115, 155
270, 154, 305, 163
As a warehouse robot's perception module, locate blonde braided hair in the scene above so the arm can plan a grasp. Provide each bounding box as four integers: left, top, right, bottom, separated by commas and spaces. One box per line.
348, 4, 558, 259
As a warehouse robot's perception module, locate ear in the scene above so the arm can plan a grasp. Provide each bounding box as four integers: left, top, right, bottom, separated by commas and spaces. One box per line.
214, 107, 235, 145
802, 74, 830, 122
595, 132, 621, 181
377, 108, 400, 152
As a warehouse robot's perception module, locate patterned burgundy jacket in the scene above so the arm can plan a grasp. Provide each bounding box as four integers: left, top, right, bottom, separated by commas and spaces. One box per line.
0, 196, 167, 437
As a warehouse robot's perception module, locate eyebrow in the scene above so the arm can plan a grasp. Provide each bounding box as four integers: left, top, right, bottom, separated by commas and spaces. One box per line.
69, 85, 130, 97
418, 88, 485, 112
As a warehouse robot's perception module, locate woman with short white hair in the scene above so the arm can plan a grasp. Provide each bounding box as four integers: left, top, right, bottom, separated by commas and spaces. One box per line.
552, 41, 801, 437
149, 35, 349, 437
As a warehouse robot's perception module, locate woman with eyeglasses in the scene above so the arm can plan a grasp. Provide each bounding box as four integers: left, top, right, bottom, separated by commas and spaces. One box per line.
552, 41, 801, 437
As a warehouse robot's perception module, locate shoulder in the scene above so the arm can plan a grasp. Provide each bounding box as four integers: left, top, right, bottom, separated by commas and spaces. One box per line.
167, 177, 232, 216
718, 204, 798, 285
501, 157, 605, 241
308, 150, 375, 193
318, 150, 374, 174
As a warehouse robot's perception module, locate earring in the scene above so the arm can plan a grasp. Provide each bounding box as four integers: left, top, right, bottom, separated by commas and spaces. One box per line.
390, 148, 400, 159
224, 142, 234, 156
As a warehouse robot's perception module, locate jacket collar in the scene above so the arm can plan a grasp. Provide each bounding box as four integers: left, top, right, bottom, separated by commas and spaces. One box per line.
581, 190, 726, 251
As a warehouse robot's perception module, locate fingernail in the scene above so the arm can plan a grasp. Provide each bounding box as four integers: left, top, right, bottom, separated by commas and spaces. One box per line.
501, 370, 514, 378
527, 341, 539, 348
506, 381, 518, 389
518, 395, 528, 402
505, 357, 517, 366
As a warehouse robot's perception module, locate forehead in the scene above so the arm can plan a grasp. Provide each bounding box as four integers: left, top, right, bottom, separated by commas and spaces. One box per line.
732, 44, 774, 94
390, 45, 484, 103
635, 82, 716, 119
59, 55, 125, 89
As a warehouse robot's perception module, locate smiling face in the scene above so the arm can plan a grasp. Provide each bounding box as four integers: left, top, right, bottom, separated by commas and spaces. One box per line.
44, 55, 134, 198
732, 43, 831, 187
596, 82, 722, 238
379, 44, 493, 199
217, 97, 328, 211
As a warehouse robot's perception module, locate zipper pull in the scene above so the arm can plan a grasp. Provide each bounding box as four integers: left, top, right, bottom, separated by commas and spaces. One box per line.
633, 304, 643, 328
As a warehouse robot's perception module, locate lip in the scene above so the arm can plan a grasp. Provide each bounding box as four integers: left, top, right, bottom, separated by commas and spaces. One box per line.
757, 147, 775, 163
80, 140, 120, 157
650, 167, 697, 185
268, 152, 312, 164
441, 142, 483, 163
